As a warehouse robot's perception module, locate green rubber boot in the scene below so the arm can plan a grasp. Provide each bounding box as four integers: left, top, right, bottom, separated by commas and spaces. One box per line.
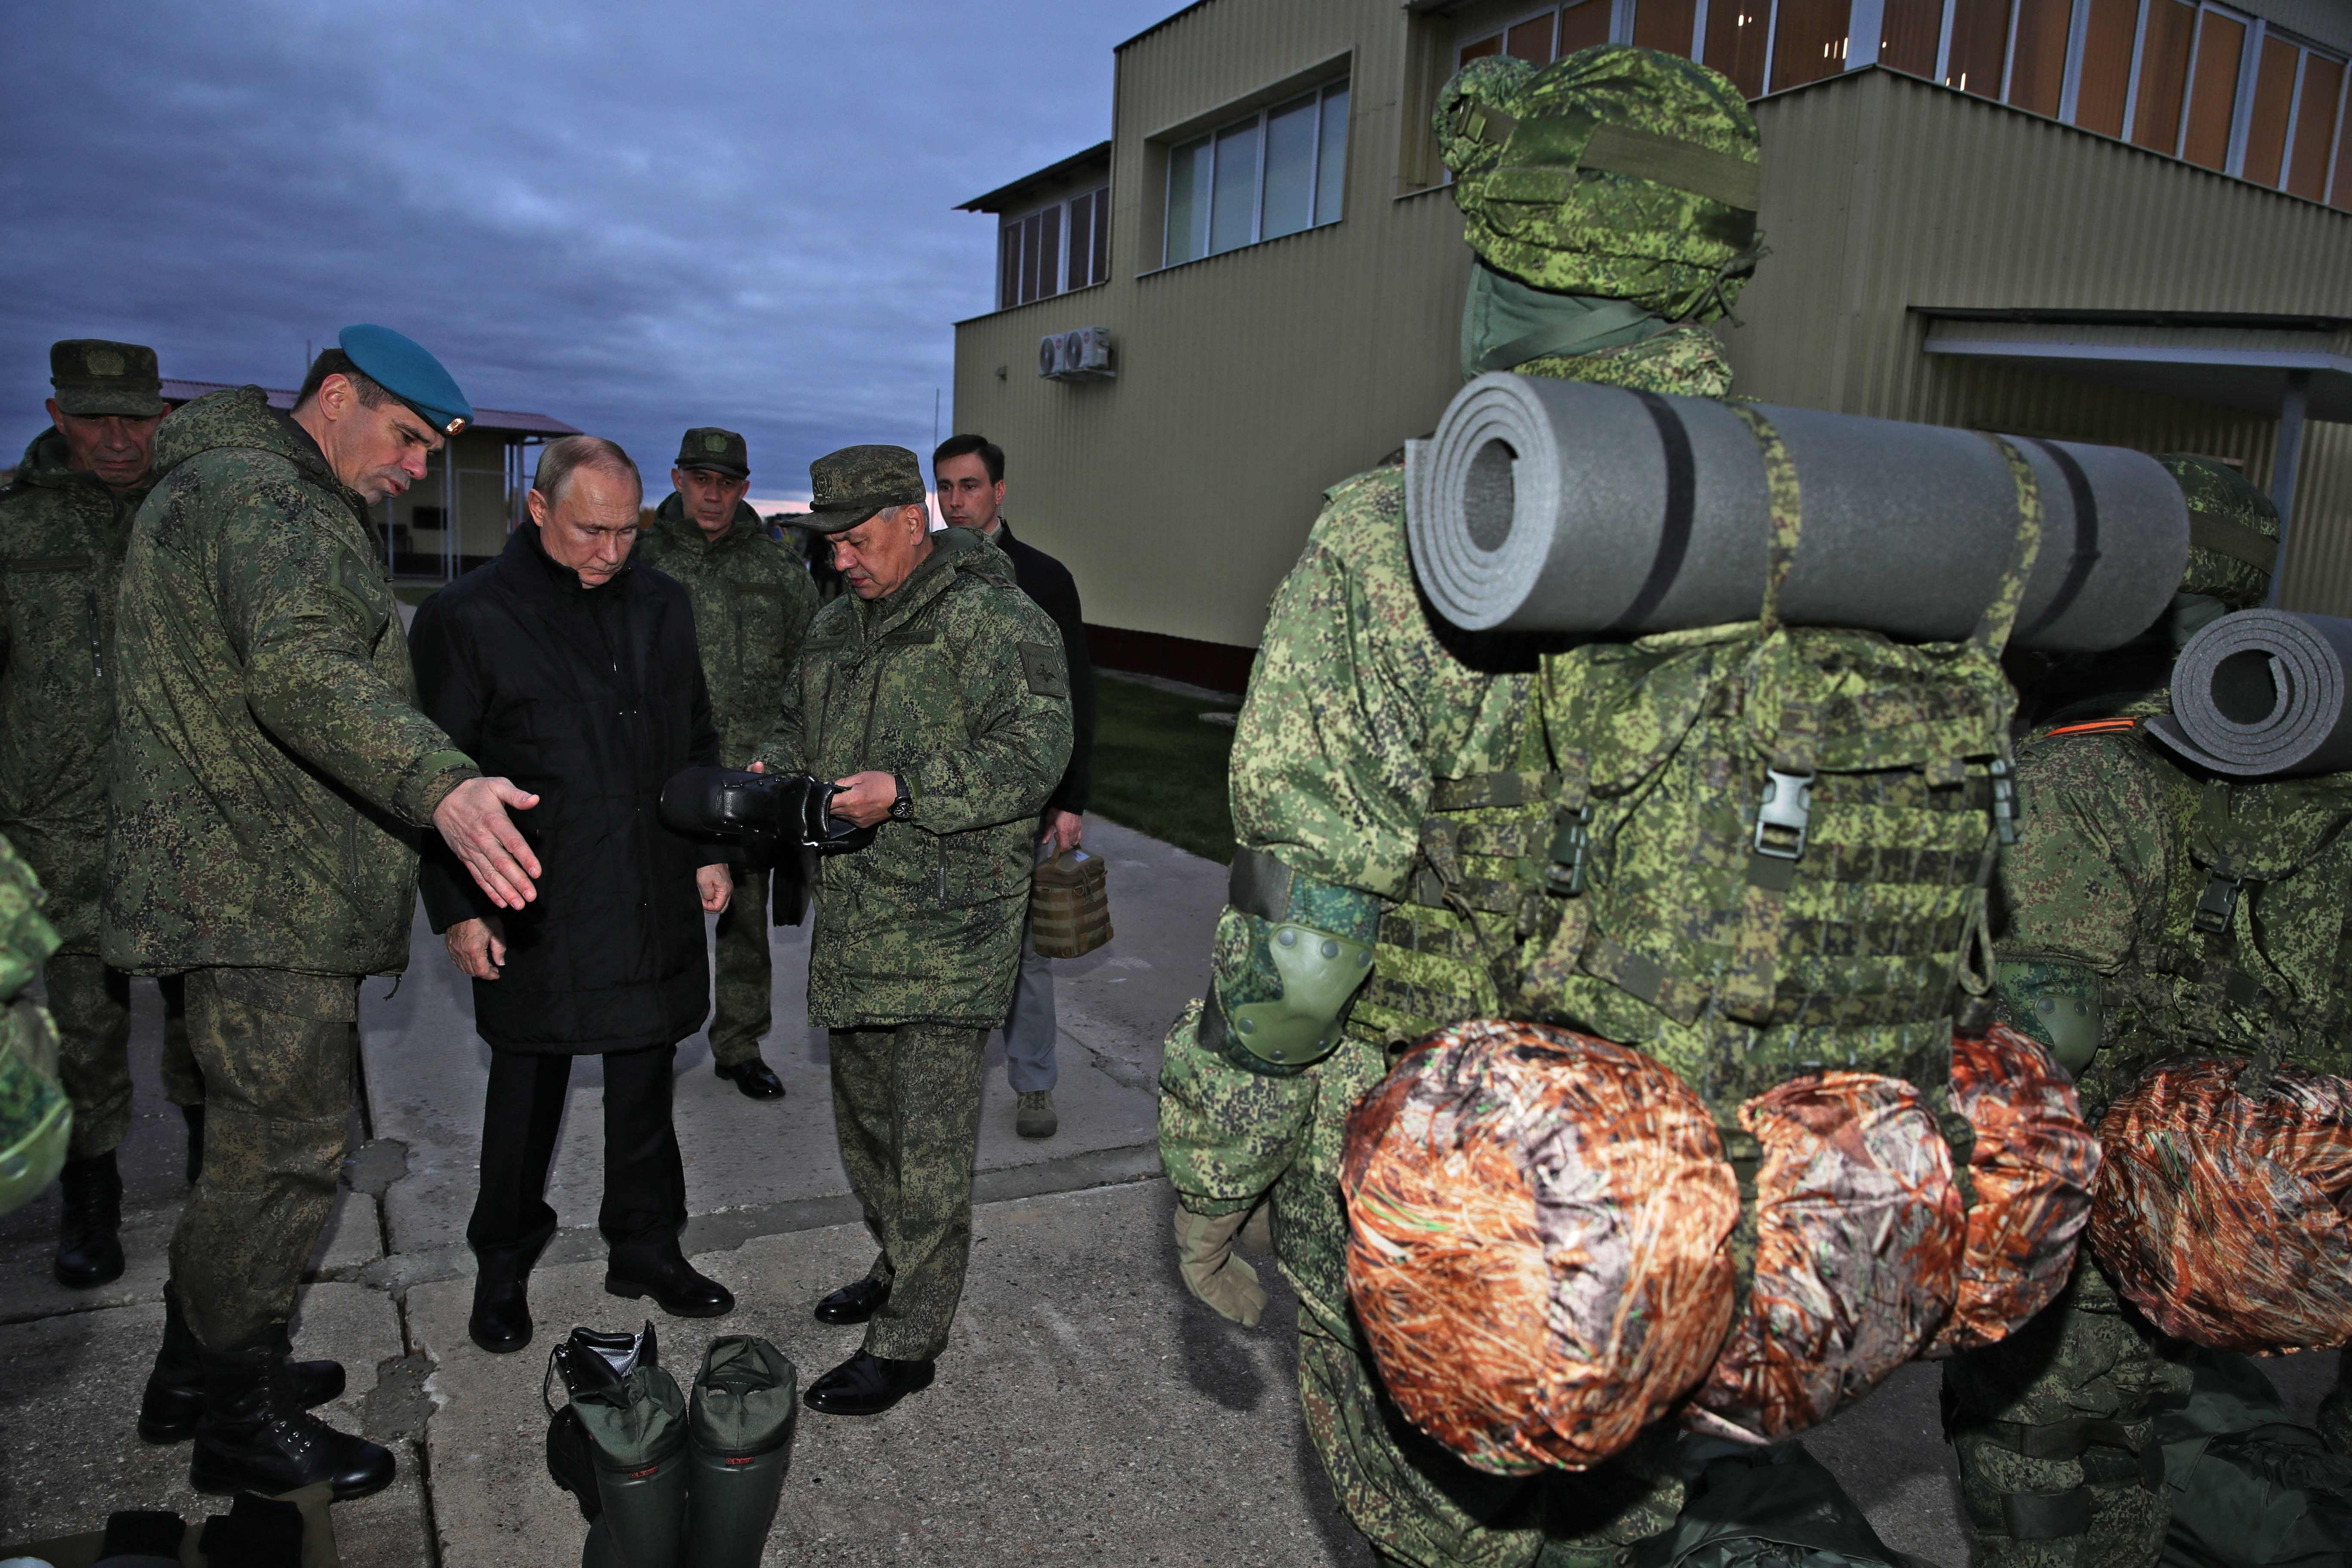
685, 1335, 799, 1567
573, 1363, 688, 1568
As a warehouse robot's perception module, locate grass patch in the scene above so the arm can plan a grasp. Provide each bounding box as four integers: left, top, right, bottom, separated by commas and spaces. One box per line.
1089, 674, 1239, 864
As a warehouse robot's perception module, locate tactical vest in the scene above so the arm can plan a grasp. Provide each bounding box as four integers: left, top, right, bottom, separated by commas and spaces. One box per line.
2055, 722, 2352, 1100
1368, 412, 2045, 1128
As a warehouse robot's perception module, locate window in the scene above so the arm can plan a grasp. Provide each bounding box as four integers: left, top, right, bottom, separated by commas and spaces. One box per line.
1162, 79, 1349, 267
996, 184, 1111, 310
1458, 2, 1625, 69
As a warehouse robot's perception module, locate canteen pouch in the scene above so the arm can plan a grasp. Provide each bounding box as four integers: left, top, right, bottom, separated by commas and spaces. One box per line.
1032, 848, 1112, 959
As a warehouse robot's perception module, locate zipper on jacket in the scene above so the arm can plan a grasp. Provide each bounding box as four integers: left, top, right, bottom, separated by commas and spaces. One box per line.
86, 588, 103, 682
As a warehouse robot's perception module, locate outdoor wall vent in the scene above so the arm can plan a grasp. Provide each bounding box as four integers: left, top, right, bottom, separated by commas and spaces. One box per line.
1038, 326, 1115, 382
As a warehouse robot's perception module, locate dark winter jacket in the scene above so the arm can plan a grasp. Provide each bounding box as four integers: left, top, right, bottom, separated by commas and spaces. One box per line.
411, 523, 720, 1053
993, 521, 1095, 815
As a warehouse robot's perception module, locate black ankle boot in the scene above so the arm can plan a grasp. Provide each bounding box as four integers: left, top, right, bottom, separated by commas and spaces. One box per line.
140, 1285, 345, 1442
55, 1150, 125, 1288
181, 1104, 205, 1186
187, 1329, 395, 1500
469, 1219, 558, 1354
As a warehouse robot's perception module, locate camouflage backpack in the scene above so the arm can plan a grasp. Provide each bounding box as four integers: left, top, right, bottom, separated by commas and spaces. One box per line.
1439, 45, 1764, 325
1391, 412, 2046, 1130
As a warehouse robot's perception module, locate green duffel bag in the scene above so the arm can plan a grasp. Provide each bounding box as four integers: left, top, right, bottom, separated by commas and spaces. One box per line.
2158, 1350, 2352, 1568
1632, 1443, 1924, 1568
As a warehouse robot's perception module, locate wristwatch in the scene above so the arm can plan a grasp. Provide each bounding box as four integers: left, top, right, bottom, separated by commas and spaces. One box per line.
888, 773, 915, 824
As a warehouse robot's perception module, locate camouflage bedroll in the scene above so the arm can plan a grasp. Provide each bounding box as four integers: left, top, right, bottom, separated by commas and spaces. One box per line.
2093, 1057, 2352, 1352
1341, 1021, 2095, 1469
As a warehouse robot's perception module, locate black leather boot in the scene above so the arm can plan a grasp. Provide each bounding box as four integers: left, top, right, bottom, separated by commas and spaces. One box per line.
469, 1217, 558, 1354
54, 1150, 125, 1288
140, 1284, 345, 1442
181, 1104, 205, 1186
187, 1329, 395, 1500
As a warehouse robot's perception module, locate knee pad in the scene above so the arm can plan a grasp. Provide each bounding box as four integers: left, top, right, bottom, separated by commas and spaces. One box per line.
2092, 1057, 2352, 1351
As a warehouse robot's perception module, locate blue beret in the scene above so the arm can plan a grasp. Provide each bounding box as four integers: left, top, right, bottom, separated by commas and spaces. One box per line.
337, 324, 474, 437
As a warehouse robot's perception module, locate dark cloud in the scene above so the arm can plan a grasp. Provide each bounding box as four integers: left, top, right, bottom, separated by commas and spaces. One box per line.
1, 0, 1167, 493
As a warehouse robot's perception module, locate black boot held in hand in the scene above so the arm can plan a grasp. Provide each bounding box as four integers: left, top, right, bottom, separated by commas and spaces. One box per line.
54, 1149, 125, 1289
186, 1328, 395, 1500
605, 1244, 734, 1318
141, 1284, 345, 1442
802, 1350, 933, 1416
469, 1217, 559, 1354
181, 1102, 205, 1186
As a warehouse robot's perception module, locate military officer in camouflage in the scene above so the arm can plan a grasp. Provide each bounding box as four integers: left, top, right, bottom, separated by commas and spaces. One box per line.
752, 444, 1071, 1416
634, 427, 818, 1101
1155, 48, 1801, 1568
1947, 459, 2352, 1567
0, 340, 203, 1290
106, 324, 544, 1503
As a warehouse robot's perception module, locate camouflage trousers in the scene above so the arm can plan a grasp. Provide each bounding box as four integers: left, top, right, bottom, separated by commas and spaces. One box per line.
1944, 1258, 2190, 1568
47, 952, 199, 1158
711, 865, 772, 1067
168, 967, 359, 1349
829, 1022, 986, 1361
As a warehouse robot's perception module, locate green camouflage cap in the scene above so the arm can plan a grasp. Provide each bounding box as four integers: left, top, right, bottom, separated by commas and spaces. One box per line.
49, 339, 165, 418
1438, 45, 1762, 322
677, 426, 749, 479
801, 444, 926, 535
2161, 454, 2279, 609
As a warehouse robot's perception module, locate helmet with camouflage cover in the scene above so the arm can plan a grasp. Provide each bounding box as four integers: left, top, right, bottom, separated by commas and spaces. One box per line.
2162, 454, 2278, 610
1438, 45, 1762, 323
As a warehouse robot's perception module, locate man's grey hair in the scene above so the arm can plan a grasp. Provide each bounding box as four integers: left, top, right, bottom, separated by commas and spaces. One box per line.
532, 435, 642, 506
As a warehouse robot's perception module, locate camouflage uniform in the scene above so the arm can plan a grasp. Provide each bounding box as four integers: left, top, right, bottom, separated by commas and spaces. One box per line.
634, 484, 818, 1068
1947, 459, 2343, 1567
105, 386, 479, 1348
753, 521, 1071, 1360
0, 831, 70, 1217
0, 426, 199, 1156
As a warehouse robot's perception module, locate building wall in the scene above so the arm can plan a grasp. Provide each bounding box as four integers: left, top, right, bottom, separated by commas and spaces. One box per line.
381, 428, 524, 570
952, 0, 2352, 666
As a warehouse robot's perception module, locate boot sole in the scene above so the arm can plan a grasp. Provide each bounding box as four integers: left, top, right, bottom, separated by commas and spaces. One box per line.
188, 1457, 396, 1501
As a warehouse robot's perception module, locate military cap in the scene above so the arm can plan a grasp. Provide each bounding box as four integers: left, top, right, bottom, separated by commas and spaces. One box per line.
337, 324, 473, 437
49, 339, 165, 418
800, 444, 926, 535
677, 427, 750, 479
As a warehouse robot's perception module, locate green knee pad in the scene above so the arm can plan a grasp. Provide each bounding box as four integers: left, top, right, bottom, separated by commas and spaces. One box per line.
1206, 849, 1383, 1075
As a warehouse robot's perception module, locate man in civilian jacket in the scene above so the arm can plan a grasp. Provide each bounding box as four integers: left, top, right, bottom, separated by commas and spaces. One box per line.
410, 435, 736, 1357
934, 435, 1096, 1140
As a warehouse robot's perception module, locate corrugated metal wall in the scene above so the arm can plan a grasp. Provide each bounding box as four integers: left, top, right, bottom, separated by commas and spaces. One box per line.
952, 5, 2352, 649
1722, 67, 2352, 610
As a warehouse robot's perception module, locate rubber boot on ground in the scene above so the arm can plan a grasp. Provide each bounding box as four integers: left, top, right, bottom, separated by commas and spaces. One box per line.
573, 1362, 689, 1568
139, 1283, 345, 1442
54, 1149, 124, 1288
186, 1328, 395, 1500
686, 1335, 799, 1567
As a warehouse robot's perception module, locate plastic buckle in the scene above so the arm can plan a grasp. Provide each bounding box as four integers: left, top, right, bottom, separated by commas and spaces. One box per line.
1545, 803, 1595, 897
1754, 768, 1815, 861
2193, 870, 2244, 935
1989, 756, 2022, 846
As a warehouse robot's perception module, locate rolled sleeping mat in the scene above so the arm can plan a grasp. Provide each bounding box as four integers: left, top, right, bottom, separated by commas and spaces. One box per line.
1406, 373, 2187, 651
2144, 610, 2352, 777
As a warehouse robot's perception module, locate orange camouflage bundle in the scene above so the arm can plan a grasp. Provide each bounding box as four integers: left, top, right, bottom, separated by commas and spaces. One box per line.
2091, 1057, 2352, 1352
1694, 1072, 1964, 1442
1340, 1020, 1739, 1474
1926, 1023, 2101, 1355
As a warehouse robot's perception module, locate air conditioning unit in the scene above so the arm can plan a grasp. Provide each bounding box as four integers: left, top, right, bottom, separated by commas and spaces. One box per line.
1037, 326, 1116, 383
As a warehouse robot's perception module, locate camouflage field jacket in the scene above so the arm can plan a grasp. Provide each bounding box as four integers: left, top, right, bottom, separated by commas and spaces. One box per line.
632, 495, 818, 764
103, 387, 478, 977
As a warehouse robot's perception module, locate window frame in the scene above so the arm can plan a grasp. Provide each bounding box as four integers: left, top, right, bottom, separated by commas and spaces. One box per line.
1159, 76, 1351, 270
996, 181, 1112, 312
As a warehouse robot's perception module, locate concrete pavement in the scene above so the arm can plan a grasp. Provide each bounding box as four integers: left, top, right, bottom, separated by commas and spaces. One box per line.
1, 814, 2340, 1565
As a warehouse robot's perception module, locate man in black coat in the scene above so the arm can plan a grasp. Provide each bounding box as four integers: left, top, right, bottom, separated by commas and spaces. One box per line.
934, 435, 1096, 1140
410, 436, 736, 1355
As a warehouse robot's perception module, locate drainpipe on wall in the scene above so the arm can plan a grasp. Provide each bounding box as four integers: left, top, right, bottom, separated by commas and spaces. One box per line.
2268, 369, 2310, 608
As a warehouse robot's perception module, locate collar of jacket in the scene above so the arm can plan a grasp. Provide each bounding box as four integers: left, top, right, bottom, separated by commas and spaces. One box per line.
9, 426, 153, 509
515, 517, 631, 597
149, 386, 367, 521
652, 491, 765, 553
853, 525, 997, 639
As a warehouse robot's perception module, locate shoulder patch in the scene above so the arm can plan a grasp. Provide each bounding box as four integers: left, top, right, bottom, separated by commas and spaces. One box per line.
1019, 641, 1069, 700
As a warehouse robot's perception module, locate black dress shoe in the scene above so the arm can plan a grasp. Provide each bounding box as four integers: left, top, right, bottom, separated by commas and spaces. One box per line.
803, 1350, 934, 1416
714, 1056, 786, 1100
469, 1280, 535, 1354
814, 1275, 891, 1325
605, 1250, 735, 1318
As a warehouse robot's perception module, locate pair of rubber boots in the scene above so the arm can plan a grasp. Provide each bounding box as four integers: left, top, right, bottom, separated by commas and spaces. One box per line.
139, 1283, 393, 1500
573, 1333, 798, 1567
